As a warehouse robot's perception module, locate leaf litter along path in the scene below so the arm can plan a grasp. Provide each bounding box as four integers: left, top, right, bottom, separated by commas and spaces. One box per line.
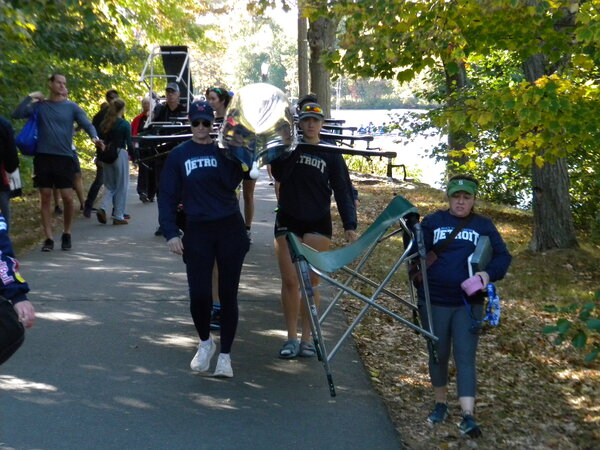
329, 175, 599, 449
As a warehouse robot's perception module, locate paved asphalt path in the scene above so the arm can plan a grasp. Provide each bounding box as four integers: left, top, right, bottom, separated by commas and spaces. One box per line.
1, 168, 401, 449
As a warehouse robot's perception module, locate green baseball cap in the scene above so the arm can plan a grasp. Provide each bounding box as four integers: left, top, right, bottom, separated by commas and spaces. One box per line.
447, 178, 477, 196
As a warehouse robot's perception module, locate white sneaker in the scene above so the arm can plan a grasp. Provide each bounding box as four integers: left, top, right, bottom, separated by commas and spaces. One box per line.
213, 353, 233, 378
190, 338, 216, 372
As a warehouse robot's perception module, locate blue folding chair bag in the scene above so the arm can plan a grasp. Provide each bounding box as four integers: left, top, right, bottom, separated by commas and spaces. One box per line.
15, 106, 39, 156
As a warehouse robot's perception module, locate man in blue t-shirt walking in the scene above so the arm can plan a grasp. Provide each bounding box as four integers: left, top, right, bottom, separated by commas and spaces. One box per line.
13, 73, 103, 252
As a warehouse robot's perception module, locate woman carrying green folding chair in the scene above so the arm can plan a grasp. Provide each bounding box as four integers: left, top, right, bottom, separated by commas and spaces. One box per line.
271, 102, 358, 359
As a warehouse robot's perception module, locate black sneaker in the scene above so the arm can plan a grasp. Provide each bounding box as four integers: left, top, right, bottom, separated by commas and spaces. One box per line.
96, 208, 107, 224
41, 238, 54, 252
154, 226, 163, 237
459, 414, 482, 438
210, 307, 221, 330
427, 402, 448, 424
54, 205, 63, 215
61, 233, 72, 251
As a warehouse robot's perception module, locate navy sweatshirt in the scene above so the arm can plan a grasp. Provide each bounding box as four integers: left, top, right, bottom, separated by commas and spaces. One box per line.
271, 141, 357, 231
158, 140, 244, 240
419, 209, 512, 306
0, 216, 30, 304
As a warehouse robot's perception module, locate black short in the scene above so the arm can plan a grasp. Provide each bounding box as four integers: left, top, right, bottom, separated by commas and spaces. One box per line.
72, 153, 81, 174
33, 153, 76, 189
274, 210, 332, 239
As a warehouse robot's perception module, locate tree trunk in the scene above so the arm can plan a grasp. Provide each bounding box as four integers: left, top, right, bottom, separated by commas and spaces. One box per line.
444, 60, 469, 170
530, 159, 578, 250
307, 17, 336, 117
297, 10, 309, 99
523, 53, 578, 251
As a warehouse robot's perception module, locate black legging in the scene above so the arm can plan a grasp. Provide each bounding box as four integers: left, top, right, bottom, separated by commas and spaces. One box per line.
182, 213, 249, 353
84, 163, 104, 209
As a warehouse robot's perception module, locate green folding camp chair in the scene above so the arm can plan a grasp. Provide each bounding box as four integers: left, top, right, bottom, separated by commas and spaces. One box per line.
286, 195, 437, 397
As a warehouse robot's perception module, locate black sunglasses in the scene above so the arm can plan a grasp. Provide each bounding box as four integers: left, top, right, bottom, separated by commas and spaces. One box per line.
191, 119, 212, 128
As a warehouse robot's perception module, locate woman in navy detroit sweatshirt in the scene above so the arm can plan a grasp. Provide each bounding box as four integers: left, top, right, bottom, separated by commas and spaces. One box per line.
158, 101, 249, 378
419, 175, 511, 437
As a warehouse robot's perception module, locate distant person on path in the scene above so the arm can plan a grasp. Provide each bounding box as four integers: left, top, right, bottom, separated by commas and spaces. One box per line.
418, 174, 511, 438
83, 89, 119, 218
0, 116, 20, 230
205, 87, 231, 125
271, 102, 358, 359
132, 97, 155, 203
96, 98, 133, 225
206, 86, 255, 241
0, 214, 35, 365
12, 73, 103, 251
152, 82, 187, 237
158, 101, 249, 378
205, 87, 234, 328
71, 145, 85, 212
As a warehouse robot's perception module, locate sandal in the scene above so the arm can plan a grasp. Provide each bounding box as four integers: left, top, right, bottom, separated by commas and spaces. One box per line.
299, 341, 317, 357
278, 339, 299, 359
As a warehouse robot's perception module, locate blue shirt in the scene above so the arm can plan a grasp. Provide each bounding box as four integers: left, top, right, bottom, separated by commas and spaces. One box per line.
158, 140, 244, 240
12, 96, 97, 157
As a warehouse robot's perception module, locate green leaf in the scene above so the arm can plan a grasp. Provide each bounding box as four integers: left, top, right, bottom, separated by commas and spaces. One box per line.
587, 318, 600, 331
582, 302, 596, 311
572, 331, 587, 349
584, 352, 598, 362
579, 310, 591, 321
557, 318, 572, 334
445, 61, 460, 76
542, 325, 559, 334
544, 305, 559, 313
560, 304, 578, 313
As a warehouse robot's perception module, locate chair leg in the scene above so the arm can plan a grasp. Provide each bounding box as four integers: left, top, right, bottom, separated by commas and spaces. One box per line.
427, 338, 439, 364
296, 259, 336, 397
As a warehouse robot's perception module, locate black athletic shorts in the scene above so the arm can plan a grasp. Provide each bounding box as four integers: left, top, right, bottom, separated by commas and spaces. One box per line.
274, 209, 332, 239
72, 152, 81, 174
33, 153, 76, 189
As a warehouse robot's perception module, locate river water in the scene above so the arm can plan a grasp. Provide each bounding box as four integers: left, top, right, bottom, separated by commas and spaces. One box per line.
332, 109, 446, 188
